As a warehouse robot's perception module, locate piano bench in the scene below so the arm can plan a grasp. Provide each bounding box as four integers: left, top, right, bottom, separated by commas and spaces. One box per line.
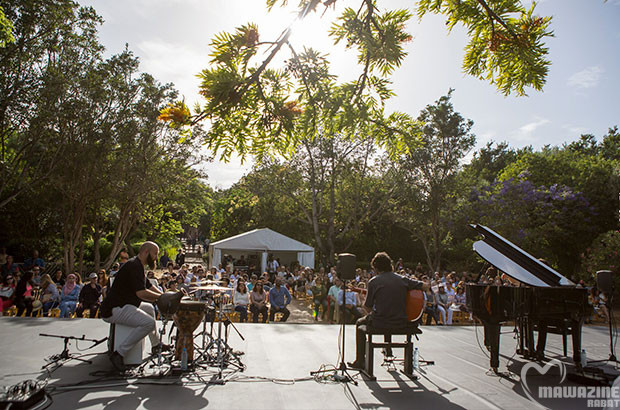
359, 325, 421, 381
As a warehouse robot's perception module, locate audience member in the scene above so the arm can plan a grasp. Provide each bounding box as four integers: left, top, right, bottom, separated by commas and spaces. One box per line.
250, 281, 268, 323
1, 255, 20, 279
233, 280, 249, 322
268, 278, 291, 322
40, 273, 60, 315
310, 277, 327, 321
59, 273, 81, 318
14, 271, 35, 317
0, 274, 16, 315
24, 250, 45, 270
76, 272, 102, 318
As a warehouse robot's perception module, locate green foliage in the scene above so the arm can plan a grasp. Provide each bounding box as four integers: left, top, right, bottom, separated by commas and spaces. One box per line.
210, 186, 260, 240
499, 146, 620, 237
391, 90, 476, 271
159, 0, 553, 164
330, 7, 413, 76
581, 230, 620, 280
0, 0, 211, 273
417, 0, 553, 95
0, 5, 14, 47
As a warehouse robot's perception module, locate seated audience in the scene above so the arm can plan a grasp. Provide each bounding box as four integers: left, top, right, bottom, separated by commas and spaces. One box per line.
1, 255, 21, 279
311, 277, 328, 321
14, 271, 35, 317
59, 273, 81, 318
0, 274, 16, 315
250, 281, 268, 323
40, 274, 60, 315
233, 280, 249, 322
268, 278, 291, 322
326, 278, 342, 324
338, 282, 363, 323
53, 269, 65, 287
77, 272, 102, 318
436, 284, 451, 325
24, 250, 45, 270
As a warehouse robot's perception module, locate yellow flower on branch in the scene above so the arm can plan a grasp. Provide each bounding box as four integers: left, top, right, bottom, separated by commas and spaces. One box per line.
158, 99, 191, 127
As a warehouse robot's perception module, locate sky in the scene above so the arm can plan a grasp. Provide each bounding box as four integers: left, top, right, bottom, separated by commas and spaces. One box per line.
79, 0, 620, 189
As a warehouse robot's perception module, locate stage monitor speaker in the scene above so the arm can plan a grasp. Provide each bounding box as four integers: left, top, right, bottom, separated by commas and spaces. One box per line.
337, 253, 356, 280
597, 270, 614, 295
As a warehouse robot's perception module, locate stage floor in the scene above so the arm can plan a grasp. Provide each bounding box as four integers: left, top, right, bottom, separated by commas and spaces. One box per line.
0, 317, 617, 409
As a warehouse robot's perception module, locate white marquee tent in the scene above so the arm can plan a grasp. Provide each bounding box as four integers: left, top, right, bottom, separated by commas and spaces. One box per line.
208, 228, 315, 272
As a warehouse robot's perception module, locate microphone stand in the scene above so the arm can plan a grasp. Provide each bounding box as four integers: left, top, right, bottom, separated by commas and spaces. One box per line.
311, 284, 358, 385
40, 333, 107, 370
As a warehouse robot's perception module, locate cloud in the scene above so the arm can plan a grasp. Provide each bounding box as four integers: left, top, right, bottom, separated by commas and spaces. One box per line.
513, 117, 551, 142
200, 158, 253, 190
562, 124, 587, 136
567, 66, 604, 89
136, 40, 208, 105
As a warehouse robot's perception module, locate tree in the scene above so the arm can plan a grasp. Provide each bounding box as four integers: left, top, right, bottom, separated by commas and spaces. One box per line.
392, 90, 476, 272
259, 134, 393, 265
0, 5, 14, 47
157, 0, 551, 162
0, 0, 102, 209
468, 175, 600, 278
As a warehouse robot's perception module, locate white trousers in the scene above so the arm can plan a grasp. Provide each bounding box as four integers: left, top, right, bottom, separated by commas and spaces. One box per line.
437, 305, 453, 325
103, 302, 159, 357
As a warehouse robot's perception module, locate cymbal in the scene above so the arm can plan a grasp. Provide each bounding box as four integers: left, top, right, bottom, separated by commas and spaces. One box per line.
195, 279, 224, 284
190, 285, 231, 292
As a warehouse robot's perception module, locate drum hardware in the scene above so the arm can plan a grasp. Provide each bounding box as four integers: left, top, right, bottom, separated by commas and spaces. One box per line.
149, 316, 173, 368
190, 290, 245, 381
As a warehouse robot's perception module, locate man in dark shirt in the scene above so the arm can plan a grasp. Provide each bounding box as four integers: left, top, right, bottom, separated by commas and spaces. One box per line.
348, 252, 429, 369
77, 272, 102, 318
101, 242, 164, 371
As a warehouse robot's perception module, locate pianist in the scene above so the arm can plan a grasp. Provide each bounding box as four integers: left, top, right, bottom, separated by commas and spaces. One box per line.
348, 252, 429, 370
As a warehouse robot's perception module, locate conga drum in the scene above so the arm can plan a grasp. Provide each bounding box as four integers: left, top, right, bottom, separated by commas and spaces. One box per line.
173, 299, 205, 361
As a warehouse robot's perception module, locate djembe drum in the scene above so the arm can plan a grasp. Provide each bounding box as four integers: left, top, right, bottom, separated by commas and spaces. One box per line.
173, 299, 205, 361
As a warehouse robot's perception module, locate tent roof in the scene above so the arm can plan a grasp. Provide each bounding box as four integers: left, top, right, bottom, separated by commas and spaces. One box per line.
210, 228, 313, 252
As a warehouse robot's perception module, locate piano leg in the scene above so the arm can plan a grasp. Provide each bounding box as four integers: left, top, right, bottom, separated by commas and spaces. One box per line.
527, 318, 536, 359
517, 317, 528, 356
484, 322, 501, 372
535, 320, 548, 360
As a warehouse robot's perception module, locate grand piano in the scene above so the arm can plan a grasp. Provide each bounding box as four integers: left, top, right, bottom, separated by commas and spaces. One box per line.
466, 224, 590, 372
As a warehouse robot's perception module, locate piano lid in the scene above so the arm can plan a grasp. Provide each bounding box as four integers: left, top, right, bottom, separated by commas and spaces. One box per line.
471, 224, 574, 287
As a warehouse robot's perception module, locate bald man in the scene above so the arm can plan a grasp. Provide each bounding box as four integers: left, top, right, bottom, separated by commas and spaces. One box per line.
101, 242, 165, 371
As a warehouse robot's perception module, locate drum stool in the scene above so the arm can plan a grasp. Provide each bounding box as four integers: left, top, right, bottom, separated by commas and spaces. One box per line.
108, 323, 144, 365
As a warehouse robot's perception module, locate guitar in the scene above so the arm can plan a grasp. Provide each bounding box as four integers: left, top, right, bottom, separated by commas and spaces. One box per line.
352, 286, 425, 322
406, 289, 425, 322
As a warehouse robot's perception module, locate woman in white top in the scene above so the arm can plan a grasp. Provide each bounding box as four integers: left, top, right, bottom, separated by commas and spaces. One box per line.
233, 280, 250, 322
40, 274, 60, 315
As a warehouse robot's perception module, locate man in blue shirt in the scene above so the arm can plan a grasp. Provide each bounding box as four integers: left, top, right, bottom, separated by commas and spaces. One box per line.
268, 278, 291, 322
338, 281, 363, 323
24, 250, 45, 271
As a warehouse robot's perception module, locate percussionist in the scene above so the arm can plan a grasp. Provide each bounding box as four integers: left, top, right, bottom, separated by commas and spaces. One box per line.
101, 242, 167, 371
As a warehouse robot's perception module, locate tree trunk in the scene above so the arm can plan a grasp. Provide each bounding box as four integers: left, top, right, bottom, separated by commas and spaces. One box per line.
77, 228, 86, 277
125, 236, 135, 257
93, 225, 101, 272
